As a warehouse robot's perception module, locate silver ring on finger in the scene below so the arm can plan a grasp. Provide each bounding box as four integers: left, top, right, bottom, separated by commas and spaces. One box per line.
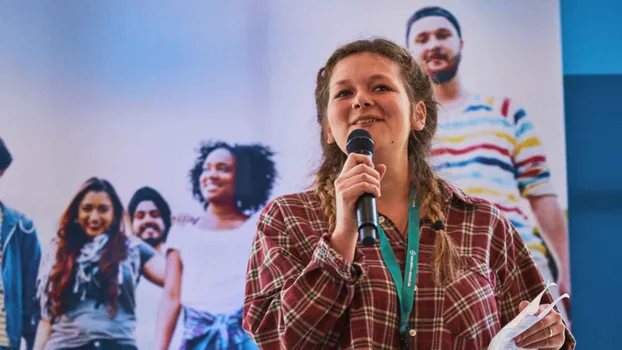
548, 326, 553, 338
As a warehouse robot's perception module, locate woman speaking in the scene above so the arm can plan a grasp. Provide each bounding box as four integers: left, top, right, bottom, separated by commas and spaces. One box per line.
242, 38, 575, 349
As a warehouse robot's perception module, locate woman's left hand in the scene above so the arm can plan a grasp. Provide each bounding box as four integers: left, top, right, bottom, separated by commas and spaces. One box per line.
513, 301, 566, 349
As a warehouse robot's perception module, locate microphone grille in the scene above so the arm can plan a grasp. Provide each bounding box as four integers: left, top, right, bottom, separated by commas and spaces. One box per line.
346, 128, 374, 155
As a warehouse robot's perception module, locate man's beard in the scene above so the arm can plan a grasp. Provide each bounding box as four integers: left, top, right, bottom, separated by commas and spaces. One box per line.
137, 222, 164, 248
143, 236, 164, 248
429, 52, 461, 85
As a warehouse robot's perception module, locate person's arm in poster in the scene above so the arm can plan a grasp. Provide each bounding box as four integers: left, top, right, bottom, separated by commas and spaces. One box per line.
19, 217, 41, 349
155, 249, 182, 350
527, 196, 570, 304
139, 232, 167, 287
511, 103, 571, 308
33, 319, 51, 350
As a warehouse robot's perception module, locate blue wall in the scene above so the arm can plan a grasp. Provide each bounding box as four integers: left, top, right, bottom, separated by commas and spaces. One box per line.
561, 0, 622, 347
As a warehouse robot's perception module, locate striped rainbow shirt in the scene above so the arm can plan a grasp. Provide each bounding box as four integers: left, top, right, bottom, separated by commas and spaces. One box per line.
430, 94, 556, 254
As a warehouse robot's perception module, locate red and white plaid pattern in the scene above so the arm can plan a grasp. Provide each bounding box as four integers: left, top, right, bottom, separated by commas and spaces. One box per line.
242, 181, 576, 349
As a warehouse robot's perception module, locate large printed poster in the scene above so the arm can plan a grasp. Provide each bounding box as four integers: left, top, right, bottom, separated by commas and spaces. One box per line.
0, 1, 568, 348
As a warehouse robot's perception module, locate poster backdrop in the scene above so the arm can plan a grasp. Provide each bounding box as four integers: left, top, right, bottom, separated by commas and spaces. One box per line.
0, 0, 567, 348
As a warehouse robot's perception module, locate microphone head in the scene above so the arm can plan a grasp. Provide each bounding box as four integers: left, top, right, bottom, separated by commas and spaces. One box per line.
346, 129, 374, 156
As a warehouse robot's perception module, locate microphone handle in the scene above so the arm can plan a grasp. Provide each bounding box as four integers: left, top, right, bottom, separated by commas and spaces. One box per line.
356, 192, 378, 246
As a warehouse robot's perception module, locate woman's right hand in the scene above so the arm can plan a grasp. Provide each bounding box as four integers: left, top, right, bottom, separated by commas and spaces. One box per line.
329, 153, 386, 262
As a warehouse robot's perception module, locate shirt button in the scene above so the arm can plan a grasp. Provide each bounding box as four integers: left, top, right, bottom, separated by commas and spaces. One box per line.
379, 216, 385, 224
409, 329, 417, 337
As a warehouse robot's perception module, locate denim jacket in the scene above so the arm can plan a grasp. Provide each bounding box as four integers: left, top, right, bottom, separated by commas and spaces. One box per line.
0, 202, 41, 349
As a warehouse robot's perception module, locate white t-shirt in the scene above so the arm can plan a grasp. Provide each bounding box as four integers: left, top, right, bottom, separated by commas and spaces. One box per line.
165, 214, 259, 315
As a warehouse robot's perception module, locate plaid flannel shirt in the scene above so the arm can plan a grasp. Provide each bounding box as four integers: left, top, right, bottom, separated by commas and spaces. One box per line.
242, 181, 576, 349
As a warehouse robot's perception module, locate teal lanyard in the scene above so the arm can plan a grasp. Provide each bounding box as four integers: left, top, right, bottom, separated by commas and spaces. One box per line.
377, 188, 420, 335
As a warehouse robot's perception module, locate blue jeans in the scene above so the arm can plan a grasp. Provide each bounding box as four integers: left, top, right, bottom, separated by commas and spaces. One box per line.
181, 336, 257, 350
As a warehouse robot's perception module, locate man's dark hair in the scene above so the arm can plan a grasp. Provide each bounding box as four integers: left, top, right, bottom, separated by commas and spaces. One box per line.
189, 140, 277, 215
128, 186, 172, 241
406, 6, 462, 46
0, 138, 13, 172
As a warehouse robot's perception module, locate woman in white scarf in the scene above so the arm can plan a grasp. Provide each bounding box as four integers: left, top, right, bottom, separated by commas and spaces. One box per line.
34, 177, 172, 350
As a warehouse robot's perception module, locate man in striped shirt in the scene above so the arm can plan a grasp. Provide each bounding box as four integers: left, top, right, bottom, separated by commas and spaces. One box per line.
406, 6, 571, 321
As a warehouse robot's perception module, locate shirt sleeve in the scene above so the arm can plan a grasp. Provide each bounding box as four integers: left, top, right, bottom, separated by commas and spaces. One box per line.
508, 100, 557, 197
164, 226, 183, 254
490, 208, 576, 349
136, 239, 157, 268
242, 197, 367, 349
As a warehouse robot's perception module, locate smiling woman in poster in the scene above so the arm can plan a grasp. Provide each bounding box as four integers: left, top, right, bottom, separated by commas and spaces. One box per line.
166, 140, 277, 349
33, 177, 171, 350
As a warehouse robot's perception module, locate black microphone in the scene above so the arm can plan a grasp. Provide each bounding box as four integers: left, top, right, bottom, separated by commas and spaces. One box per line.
346, 129, 377, 247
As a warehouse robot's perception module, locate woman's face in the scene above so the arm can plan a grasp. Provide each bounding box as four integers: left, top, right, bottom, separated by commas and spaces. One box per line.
77, 190, 114, 238
200, 147, 237, 205
325, 52, 425, 155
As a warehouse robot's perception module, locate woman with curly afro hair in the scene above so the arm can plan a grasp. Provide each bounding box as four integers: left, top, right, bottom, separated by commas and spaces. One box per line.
166, 140, 277, 350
